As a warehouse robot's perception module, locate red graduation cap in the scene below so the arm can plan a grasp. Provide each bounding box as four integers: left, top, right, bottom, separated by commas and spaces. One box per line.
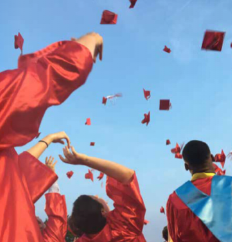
97, 172, 104, 180
163, 45, 171, 53
85, 118, 91, 125
143, 89, 151, 100
100, 10, 118, 24
171, 143, 181, 154
166, 139, 171, 145
175, 153, 183, 159
159, 100, 171, 110
144, 219, 149, 225
129, 0, 137, 8
220, 170, 226, 175
102, 97, 107, 105
160, 206, 165, 214
213, 163, 226, 176
141, 111, 150, 126
201, 30, 225, 51
85, 169, 94, 182
90, 142, 95, 146
14, 32, 24, 52
66, 171, 74, 179
214, 149, 226, 168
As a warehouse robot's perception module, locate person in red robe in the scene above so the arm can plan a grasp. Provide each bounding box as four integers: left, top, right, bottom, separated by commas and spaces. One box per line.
59, 146, 147, 242
37, 156, 67, 242
0, 32, 103, 242
167, 141, 220, 242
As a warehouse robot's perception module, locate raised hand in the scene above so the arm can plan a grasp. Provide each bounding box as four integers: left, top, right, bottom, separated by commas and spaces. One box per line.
71, 32, 103, 63
45, 156, 58, 172
59, 146, 87, 165
48, 131, 71, 148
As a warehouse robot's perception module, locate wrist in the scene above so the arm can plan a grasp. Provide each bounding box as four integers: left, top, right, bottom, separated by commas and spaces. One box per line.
78, 154, 89, 165
42, 135, 53, 145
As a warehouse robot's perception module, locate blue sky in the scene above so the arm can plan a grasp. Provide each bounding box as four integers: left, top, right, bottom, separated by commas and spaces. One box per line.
1, 0, 232, 240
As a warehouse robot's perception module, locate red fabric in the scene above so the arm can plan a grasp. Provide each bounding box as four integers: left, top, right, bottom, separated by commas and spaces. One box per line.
129, 0, 137, 8
14, 32, 24, 51
76, 173, 146, 242
19, 152, 57, 203
0, 40, 93, 242
201, 31, 225, 51
0, 40, 93, 150
42, 193, 67, 242
167, 177, 220, 242
100, 10, 118, 24
141, 112, 150, 126
0, 149, 56, 242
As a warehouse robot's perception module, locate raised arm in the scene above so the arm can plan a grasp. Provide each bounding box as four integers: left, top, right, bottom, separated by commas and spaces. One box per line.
0, 32, 103, 150
27, 131, 70, 159
59, 146, 134, 184
42, 157, 67, 242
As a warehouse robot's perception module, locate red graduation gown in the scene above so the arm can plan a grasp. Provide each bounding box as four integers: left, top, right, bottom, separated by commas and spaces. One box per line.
76, 173, 147, 242
0, 40, 93, 242
42, 193, 67, 242
167, 176, 220, 242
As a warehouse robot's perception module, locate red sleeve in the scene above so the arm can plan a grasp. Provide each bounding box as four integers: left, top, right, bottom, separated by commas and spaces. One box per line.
18, 151, 58, 203
0, 41, 93, 150
106, 173, 146, 236
42, 193, 67, 242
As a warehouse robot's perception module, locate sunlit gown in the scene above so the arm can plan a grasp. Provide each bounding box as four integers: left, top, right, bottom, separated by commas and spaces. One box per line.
0, 40, 93, 242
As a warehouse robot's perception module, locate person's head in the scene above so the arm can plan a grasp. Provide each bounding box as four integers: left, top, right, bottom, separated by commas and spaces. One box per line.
68, 195, 110, 237
182, 140, 214, 174
162, 226, 168, 241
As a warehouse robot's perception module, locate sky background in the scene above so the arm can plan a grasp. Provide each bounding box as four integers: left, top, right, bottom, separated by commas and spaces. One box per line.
1, 0, 232, 241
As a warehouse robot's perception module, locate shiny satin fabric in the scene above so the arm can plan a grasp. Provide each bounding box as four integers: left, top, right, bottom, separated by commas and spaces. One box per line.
176, 176, 232, 242
42, 193, 67, 242
0, 40, 93, 150
76, 173, 147, 242
0, 149, 57, 242
0, 40, 93, 242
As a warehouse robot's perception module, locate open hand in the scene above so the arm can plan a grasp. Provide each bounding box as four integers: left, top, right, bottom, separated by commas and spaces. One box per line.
59, 146, 87, 165
45, 156, 58, 172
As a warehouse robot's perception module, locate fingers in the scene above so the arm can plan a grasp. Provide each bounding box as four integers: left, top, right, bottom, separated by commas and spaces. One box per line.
71, 146, 77, 155
59, 154, 68, 163
65, 136, 71, 149
57, 140, 65, 144
53, 160, 58, 166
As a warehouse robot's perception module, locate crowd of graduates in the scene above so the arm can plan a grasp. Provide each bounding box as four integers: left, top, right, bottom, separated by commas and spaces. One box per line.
1, 1, 232, 241
1, 30, 231, 242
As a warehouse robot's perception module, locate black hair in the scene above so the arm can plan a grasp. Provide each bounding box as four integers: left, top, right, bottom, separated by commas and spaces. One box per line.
182, 140, 211, 167
162, 226, 168, 241
69, 195, 107, 236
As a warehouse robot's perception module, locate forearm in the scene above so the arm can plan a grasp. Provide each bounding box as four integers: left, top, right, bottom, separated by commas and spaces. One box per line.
27, 135, 53, 159
83, 156, 134, 184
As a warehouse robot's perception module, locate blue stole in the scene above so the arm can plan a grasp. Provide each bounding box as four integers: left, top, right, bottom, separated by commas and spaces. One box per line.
175, 176, 232, 242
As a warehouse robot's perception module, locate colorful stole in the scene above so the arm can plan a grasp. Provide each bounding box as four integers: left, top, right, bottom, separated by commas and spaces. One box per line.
176, 176, 232, 242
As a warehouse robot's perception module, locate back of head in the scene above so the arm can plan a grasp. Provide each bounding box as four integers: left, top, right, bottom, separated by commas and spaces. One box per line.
182, 140, 211, 169
162, 226, 168, 241
69, 195, 107, 236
